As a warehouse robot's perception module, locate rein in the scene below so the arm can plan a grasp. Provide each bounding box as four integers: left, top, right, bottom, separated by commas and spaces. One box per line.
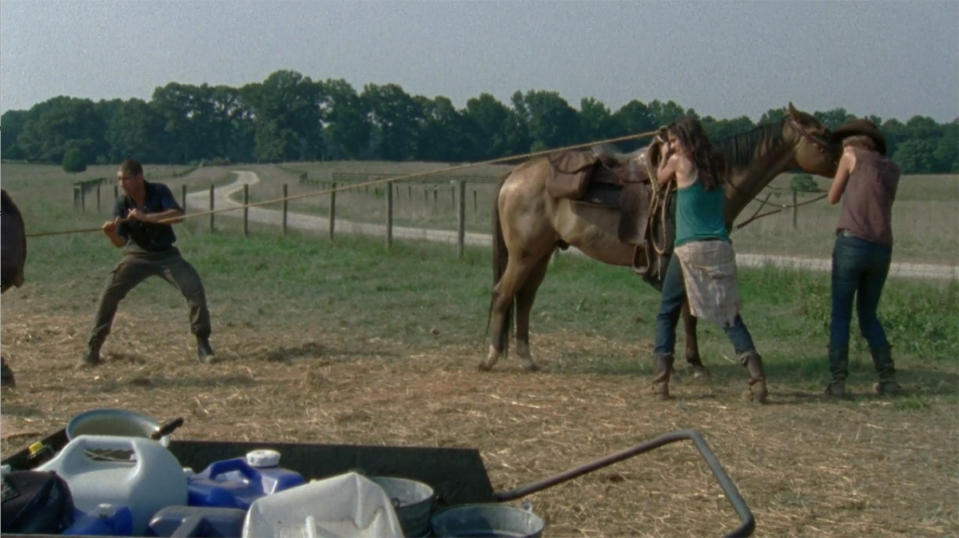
733, 191, 828, 230
786, 115, 836, 157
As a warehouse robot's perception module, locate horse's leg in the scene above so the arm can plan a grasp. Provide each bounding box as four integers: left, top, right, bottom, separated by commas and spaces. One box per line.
482, 257, 533, 371
513, 253, 553, 371
681, 302, 709, 377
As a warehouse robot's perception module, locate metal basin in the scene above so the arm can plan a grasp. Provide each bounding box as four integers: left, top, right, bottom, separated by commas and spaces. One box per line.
371, 475, 435, 538
430, 503, 544, 538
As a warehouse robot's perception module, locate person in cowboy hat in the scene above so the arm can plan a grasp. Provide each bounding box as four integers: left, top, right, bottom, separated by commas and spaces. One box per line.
824, 119, 901, 397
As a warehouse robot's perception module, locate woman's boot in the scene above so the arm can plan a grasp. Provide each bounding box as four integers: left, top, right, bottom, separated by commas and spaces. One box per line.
871, 346, 903, 395
825, 347, 849, 398
651, 354, 674, 399
740, 351, 768, 403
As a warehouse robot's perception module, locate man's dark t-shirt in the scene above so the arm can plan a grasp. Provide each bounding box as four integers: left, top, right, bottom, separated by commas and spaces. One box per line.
113, 181, 182, 252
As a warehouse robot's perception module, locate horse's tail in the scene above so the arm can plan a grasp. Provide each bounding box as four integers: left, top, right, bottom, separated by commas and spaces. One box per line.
487, 172, 512, 355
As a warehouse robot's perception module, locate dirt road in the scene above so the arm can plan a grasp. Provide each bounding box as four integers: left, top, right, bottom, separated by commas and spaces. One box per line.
188, 171, 958, 281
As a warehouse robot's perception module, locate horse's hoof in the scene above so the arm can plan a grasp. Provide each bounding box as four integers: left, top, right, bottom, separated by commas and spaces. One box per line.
690, 364, 710, 379
478, 361, 492, 372
744, 385, 769, 404
521, 360, 540, 372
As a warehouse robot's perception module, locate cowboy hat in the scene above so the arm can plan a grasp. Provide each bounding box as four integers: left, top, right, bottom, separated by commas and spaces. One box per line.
831, 119, 887, 156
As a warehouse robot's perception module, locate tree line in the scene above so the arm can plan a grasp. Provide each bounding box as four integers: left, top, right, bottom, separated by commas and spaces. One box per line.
2, 69, 956, 173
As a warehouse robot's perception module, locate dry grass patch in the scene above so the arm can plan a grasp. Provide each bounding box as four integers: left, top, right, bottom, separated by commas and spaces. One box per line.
2, 309, 956, 537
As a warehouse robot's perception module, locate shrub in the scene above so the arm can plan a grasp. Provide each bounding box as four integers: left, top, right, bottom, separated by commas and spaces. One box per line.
790, 173, 818, 192
62, 147, 87, 173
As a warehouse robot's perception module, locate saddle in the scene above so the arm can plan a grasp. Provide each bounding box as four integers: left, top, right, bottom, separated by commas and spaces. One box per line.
545, 144, 674, 287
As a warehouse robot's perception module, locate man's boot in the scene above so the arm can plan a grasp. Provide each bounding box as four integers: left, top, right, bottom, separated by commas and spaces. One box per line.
1, 356, 15, 388
740, 351, 768, 404
651, 354, 674, 399
825, 347, 849, 398
871, 346, 902, 395
79, 340, 103, 368
197, 335, 216, 364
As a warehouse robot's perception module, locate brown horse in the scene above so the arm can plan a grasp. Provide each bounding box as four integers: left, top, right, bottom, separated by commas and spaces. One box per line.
483, 104, 840, 375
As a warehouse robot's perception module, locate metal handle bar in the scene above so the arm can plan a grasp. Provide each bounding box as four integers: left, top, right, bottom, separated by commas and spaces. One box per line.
493, 429, 755, 538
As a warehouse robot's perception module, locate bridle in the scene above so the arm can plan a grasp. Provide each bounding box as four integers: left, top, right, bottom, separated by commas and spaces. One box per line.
786, 115, 838, 161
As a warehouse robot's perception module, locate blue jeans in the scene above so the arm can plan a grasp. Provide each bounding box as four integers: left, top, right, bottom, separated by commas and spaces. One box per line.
829, 235, 891, 355
653, 254, 756, 357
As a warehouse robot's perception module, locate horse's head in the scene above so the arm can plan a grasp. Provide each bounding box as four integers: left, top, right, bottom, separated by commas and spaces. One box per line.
784, 103, 841, 177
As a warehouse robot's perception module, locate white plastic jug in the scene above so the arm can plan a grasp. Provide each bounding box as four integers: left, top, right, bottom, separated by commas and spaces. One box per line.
37, 434, 187, 535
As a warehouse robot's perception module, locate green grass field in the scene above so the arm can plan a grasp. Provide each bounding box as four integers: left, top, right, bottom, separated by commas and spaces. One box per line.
4, 161, 957, 368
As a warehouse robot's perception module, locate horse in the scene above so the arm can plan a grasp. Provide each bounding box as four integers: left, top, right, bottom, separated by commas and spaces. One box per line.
1, 189, 27, 387
483, 104, 840, 380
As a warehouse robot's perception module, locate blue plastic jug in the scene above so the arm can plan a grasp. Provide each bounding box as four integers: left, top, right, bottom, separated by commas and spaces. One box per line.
186, 449, 305, 509
147, 505, 247, 537
62, 504, 134, 536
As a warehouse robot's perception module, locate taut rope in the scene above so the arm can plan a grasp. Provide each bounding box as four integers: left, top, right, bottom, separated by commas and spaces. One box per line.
27, 129, 660, 238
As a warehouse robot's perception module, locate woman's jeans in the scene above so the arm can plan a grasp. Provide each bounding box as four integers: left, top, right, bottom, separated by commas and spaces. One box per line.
829, 234, 891, 355
653, 254, 755, 357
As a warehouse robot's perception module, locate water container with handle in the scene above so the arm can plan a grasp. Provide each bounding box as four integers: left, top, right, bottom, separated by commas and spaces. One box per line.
187, 449, 305, 509
62, 503, 134, 536
37, 434, 187, 535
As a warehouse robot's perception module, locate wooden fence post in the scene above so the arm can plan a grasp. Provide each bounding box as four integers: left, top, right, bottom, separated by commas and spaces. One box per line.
386, 183, 394, 250
457, 180, 466, 258
209, 185, 215, 232
792, 190, 798, 229
96, 183, 101, 212
243, 184, 249, 237
181, 184, 187, 213
282, 184, 288, 236
328, 182, 336, 242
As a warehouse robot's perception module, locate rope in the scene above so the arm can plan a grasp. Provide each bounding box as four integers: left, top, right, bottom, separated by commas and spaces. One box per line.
733, 192, 828, 230
27, 129, 660, 238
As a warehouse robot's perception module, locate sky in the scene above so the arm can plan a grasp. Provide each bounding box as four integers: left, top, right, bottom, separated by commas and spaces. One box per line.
1, 0, 957, 123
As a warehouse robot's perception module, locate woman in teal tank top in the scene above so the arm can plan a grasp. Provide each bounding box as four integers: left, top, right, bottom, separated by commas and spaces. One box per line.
650, 117, 767, 402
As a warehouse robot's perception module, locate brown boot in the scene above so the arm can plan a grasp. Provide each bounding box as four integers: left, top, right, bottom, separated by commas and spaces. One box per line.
740, 351, 768, 404
871, 346, 903, 396
651, 355, 674, 399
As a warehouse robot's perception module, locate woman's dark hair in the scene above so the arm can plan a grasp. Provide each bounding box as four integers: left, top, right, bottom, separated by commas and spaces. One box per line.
667, 117, 726, 190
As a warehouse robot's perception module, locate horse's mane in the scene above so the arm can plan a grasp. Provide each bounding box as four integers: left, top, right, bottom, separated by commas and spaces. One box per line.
715, 119, 785, 169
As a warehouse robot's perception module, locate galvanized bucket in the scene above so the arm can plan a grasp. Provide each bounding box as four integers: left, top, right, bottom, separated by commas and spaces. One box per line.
430, 503, 544, 538
371, 476, 435, 538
